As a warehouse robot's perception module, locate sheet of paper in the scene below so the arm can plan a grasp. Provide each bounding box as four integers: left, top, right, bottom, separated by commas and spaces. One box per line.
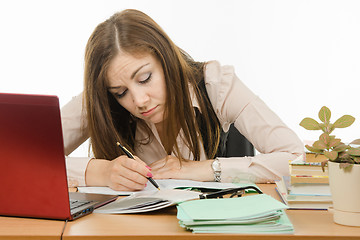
78, 179, 257, 195
128, 188, 201, 202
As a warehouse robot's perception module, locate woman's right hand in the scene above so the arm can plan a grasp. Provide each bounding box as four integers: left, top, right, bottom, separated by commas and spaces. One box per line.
85, 155, 152, 191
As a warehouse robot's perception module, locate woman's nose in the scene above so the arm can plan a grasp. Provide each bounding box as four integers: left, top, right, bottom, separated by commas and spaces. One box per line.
132, 89, 150, 107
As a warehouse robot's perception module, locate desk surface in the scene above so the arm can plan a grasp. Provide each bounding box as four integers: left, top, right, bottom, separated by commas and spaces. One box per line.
1, 184, 360, 240
0, 216, 65, 240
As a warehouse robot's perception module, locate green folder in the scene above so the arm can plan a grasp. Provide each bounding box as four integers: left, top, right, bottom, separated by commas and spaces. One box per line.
177, 194, 294, 234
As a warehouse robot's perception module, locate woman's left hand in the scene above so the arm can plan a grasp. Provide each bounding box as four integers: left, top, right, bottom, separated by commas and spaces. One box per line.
148, 155, 214, 181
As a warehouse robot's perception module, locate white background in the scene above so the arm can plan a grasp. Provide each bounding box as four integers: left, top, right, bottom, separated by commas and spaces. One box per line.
1, 0, 359, 156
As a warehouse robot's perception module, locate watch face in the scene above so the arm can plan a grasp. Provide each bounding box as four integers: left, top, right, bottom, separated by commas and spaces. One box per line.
212, 160, 221, 171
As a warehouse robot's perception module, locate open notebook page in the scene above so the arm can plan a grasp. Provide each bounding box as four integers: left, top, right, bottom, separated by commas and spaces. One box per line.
78, 179, 258, 195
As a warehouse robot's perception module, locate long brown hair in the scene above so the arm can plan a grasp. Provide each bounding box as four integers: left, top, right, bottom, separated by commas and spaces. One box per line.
84, 9, 220, 160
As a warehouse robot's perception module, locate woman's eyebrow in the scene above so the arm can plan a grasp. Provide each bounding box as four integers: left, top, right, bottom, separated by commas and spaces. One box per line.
108, 63, 150, 90
130, 63, 150, 79
108, 84, 122, 90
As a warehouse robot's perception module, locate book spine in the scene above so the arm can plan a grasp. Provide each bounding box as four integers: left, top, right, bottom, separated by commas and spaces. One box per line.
290, 169, 328, 176
292, 162, 323, 166
290, 164, 328, 176
290, 175, 329, 184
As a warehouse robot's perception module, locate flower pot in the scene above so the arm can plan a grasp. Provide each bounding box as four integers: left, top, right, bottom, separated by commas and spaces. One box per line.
328, 161, 360, 227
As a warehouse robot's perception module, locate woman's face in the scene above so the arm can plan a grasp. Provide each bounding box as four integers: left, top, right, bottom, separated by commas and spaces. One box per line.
107, 52, 167, 126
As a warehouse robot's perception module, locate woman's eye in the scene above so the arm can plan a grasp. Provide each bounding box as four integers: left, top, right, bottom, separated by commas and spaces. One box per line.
115, 89, 127, 98
139, 73, 152, 84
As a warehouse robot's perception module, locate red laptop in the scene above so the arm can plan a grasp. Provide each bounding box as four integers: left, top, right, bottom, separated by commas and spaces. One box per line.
0, 93, 117, 220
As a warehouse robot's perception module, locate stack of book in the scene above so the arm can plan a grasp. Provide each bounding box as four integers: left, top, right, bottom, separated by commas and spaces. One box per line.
275, 153, 332, 210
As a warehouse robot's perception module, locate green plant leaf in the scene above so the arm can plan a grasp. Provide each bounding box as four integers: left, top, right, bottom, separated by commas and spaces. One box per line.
305, 144, 323, 153
333, 115, 355, 128
339, 151, 350, 159
318, 106, 331, 123
324, 150, 338, 160
319, 123, 326, 133
334, 143, 348, 152
319, 133, 331, 147
350, 139, 360, 145
299, 118, 321, 130
348, 147, 360, 156
318, 123, 334, 134
327, 123, 334, 134
328, 138, 341, 148
313, 140, 327, 150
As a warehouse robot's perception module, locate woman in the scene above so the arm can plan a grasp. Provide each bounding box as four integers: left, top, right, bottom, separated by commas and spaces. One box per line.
61, 9, 304, 191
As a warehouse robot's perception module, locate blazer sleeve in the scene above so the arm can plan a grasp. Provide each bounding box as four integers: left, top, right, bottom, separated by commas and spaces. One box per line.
204, 61, 305, 183
60, 93, 91, 186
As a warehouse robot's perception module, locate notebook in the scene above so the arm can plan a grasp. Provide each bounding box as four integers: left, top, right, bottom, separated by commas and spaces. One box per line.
0, 92, 118, 220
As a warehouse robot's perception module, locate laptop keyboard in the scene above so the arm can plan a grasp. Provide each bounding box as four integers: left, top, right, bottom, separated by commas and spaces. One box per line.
70, 199, 92, 210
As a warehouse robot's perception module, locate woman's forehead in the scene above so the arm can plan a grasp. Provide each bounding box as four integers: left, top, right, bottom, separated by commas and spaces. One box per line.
108, 53, 154, 76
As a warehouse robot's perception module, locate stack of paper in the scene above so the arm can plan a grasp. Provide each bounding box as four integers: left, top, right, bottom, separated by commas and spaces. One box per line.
177, 194, 293, 234
94, 189, 201, 214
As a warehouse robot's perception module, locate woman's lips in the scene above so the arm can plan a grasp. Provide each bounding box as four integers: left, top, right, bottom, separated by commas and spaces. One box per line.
141, 105, 158, 117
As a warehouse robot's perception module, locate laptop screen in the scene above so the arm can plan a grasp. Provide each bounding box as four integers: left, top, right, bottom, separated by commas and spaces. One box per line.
0, 93, 72, 219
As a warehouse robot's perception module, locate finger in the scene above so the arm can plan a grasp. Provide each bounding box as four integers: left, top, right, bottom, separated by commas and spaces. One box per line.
114, 155, 150, 176
149, 156, 191, 179
120, 156, 151, 177
109, 165, 149, 189
116, 159, 150, 181
109, 173, 147, 191
109, 181, 145, 192
148, 158, 168, 170
109, 156, 151, 189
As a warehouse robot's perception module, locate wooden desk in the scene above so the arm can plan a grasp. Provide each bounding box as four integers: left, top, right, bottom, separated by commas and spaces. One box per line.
0, 216, 65, 240
1, 184, 360, 240
62, 184, 360, 240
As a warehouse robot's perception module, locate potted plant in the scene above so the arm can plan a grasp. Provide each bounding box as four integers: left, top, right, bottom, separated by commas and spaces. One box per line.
300, 106, 360, 227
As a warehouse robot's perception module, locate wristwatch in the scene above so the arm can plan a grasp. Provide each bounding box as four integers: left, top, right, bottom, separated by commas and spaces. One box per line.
211, 158, 221, 182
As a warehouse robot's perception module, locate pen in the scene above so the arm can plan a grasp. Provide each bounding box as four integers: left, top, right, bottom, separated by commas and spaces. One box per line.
116, 142, 160, 190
